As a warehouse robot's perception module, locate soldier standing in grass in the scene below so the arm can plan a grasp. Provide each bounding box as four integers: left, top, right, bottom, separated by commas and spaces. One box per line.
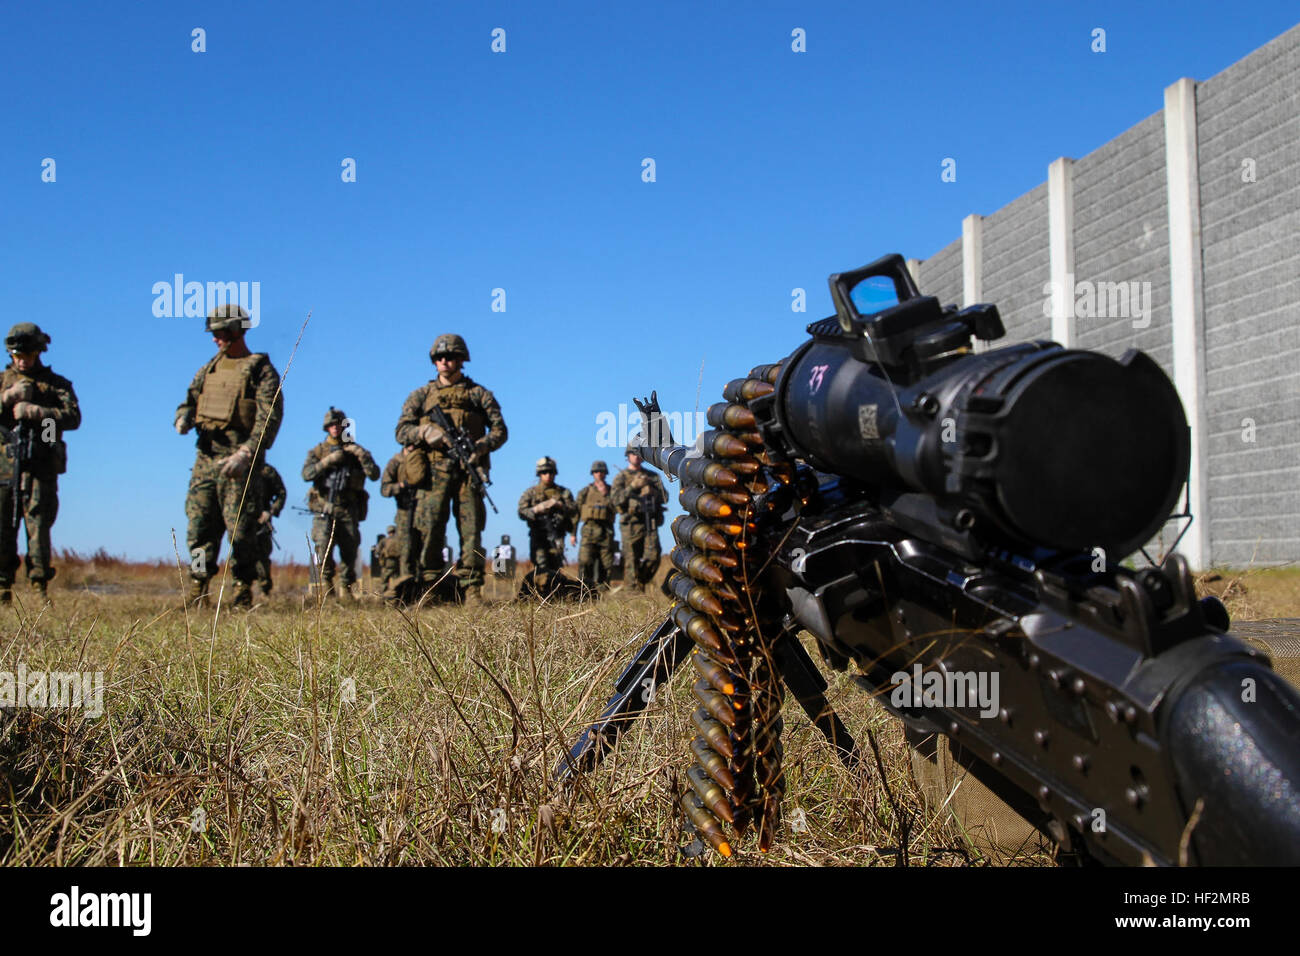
379, 524, 400, 587
175, 305, 283, 609
302, 407, 380, 602
394, 334, 507, 606
572, 460, 617, 591
518, 457, 577, 580
379, 443, 427, 602
253, 461, 286, 597
611, 445, 668, 592
0, 323, 81, 604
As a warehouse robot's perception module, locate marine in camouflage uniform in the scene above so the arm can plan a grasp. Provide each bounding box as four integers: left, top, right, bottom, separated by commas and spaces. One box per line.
394, 334, 507, 604
611, 446, 668, 591
175, 305, 283, 609
573, 459, 617, 590
0, 323, 81, 603
253, 461, 286, 596
377, 524, 400, 587
517, 457, 577, 577
302, 407, 380, 601
379, 443, 428, 597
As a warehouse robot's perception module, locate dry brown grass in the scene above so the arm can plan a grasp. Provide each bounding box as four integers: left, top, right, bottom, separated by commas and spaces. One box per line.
0, 557, 1003, 867
4, 557, 1293, 867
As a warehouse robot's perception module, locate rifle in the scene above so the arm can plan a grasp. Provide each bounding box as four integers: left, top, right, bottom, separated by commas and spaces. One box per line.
636, 488, 664, 531
0, 422, 33, 528
530, 501, 569, 569
427, 405, 498, 514
559, 253, 1300, 866
294, 463, 349, 518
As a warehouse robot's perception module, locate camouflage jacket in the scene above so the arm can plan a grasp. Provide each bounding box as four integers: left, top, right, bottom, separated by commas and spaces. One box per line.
257, 463, 287, 517
611, 467, 669, 525
575, 481, 616, 530
176, 351, 283, 458
394, 374, 507, 471
518, 482, 577, 535
0, 362, 81, 480
302, 438, 380, 516
381, 447, 429, 500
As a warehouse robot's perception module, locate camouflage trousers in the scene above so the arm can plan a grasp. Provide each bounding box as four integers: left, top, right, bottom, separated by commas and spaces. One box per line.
392, 506, 417, 579
620, 518, 661, 586
528, 527, 567, 576
311, 512, 360, 588
254, 523, 275, 592
0, 472, 59, 586
578, 523, 616, 587
413, 467, 485, 589
186, 451, 261, 585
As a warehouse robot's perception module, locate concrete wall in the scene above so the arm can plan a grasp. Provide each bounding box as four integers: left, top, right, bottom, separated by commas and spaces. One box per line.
914, 238, 963, 308
1196, 24, 1300, 566
909, 23, 1300, 568
981, 184, 1051, 343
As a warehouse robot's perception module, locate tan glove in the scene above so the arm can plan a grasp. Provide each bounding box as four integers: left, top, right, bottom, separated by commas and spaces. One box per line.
470, 439, 489, 465
533, 497, 560, 515
258, 510, 272, 524
418, 423, 447, 449
321, 448, 347, 469
220, 445, 253, 478
12, 402, 48, 422
343, 442, 364, 457
175, 413, 193, 435
1, 381, 32, 406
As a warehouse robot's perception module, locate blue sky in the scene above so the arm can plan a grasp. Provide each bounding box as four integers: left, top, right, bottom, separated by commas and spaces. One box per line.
3, 2, 1296, 563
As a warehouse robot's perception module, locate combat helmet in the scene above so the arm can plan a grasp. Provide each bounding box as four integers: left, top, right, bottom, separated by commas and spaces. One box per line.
387, 524, 397, 535
5, 323, 50, 354
430, 334, 470, 362
322, 406, 347, 430
535, 456, 557, 475
205, 303, 250, 333
590, 460, 609, 474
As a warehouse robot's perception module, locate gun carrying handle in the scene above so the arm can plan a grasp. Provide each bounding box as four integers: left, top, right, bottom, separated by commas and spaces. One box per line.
1162, 657, 1300, 865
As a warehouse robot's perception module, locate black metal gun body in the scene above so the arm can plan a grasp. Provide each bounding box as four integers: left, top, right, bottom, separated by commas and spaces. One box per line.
561, 253, 1300, 866
428, 405, 498, 514
762, 472, 1300, 865
5, 423, 32, 528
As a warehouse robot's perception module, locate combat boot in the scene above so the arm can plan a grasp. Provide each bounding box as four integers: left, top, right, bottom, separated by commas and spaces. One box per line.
32, 580, 49, 605
335, 582, 355, 604
463, 585, 484, 607
0, 586, 11, 605
232, 581, 254, 610
187, 577, 210, 608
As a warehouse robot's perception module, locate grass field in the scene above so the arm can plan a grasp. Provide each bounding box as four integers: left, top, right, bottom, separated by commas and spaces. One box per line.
1, 552, 1295, 867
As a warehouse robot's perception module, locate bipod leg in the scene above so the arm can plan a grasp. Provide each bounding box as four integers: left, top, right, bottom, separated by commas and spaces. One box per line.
555, 612, 691, 782
772, 630, 861, 772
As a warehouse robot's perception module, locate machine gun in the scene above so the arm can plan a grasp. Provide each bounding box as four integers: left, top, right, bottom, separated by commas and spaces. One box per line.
427, 405, 498, 514
559, 254, 1300, 866
0, 422, 34, 528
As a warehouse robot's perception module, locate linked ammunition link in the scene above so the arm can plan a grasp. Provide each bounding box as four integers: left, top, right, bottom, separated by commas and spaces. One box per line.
667, 362, 788, 857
